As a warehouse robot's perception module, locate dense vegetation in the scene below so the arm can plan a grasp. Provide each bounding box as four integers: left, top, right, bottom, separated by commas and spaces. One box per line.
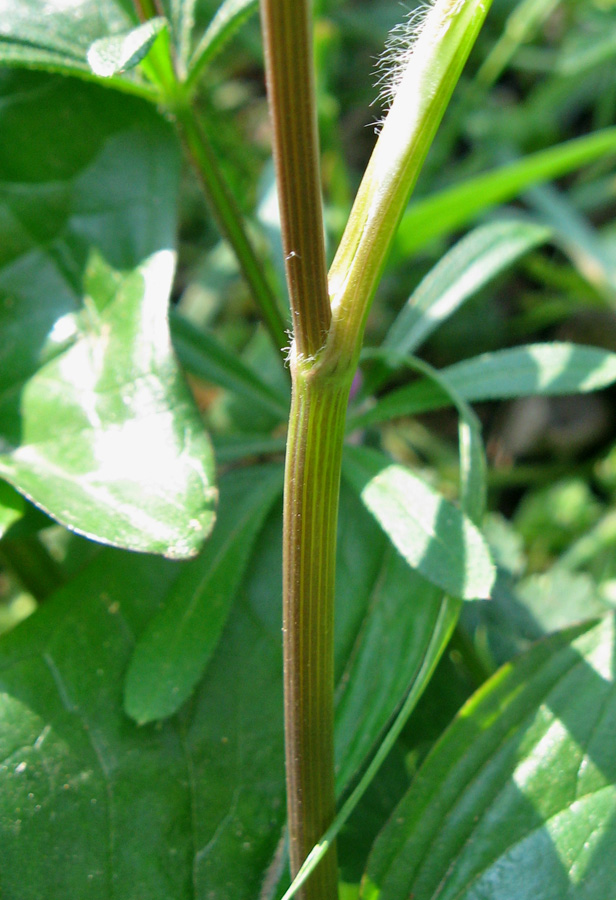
1, 0, 616, 898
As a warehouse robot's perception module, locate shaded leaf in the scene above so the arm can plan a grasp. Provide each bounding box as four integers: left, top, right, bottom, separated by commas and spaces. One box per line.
0, 479, 463, 898
343, 446, 495, 601
0, 482, 25, 537
335, 546, 456, 791
0, 547, 286, 900
361, 616, 616, 900
125, 464, 283, 724
171, 310, 289, 421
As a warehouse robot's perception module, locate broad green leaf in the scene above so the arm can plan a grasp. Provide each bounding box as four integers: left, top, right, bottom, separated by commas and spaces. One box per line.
361, 616, 616, 900
384, 219, 551, 357
124, 464, 283, 724
0, 547, 287, 900
396, 129, 616, 256
0, 0, 159, 99
0, 73, 216, 557
87, 17, 168, 77
0, 482, 25, 537
171, 310, 289, 421
353, 343, 616, 430
343, 446, 495, 601
186, 0, 259, 91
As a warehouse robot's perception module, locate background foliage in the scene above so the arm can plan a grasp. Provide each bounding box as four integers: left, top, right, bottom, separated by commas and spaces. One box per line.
1, 0, 616, 897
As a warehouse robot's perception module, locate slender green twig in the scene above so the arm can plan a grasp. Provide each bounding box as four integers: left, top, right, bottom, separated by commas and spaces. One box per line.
174, 103, 288, 355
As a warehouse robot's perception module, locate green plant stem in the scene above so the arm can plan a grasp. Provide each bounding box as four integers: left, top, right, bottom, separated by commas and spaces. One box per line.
259, 0, 330, 359
283, 364, 350, 899
173, 103, 288, 356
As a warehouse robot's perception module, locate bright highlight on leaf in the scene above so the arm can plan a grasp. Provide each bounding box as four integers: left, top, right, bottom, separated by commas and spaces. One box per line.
0, 251, 217, 558
87, 18, 168, 77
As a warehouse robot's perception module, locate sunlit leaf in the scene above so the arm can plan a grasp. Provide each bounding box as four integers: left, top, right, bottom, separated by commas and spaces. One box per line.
396, 129, 616, 256
87, 17, 167, 77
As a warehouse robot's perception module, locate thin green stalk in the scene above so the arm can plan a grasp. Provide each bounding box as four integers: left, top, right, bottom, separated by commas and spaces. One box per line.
283, 365, 351, 898
259, 0, 330, 359
173, 103, 288, 356
328, 0, 492, 363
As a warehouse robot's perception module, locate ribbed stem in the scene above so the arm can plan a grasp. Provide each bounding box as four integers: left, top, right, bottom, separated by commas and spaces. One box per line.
260, 0, 330, 358
283, 365, 350, 900
174, 104, 288, 356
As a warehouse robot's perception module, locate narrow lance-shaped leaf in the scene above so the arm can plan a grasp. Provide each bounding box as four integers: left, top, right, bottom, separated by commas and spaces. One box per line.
170, 310, 289, 421
124, 463, 284, 724
353, 342, 616, 430
396, 128, 616, 256
362, 615, 616, 900
384, 218, 551, 358
186, 0, 259, 91
343, 446, 495, 600
361, 350, 487, 524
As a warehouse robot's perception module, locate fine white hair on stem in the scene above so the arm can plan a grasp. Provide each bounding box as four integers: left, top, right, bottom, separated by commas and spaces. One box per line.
373, 1, 437, 121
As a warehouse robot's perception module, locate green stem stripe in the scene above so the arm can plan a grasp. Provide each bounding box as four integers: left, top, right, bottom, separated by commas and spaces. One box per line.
283, 371, 350, 899
174, 104, 288, 355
